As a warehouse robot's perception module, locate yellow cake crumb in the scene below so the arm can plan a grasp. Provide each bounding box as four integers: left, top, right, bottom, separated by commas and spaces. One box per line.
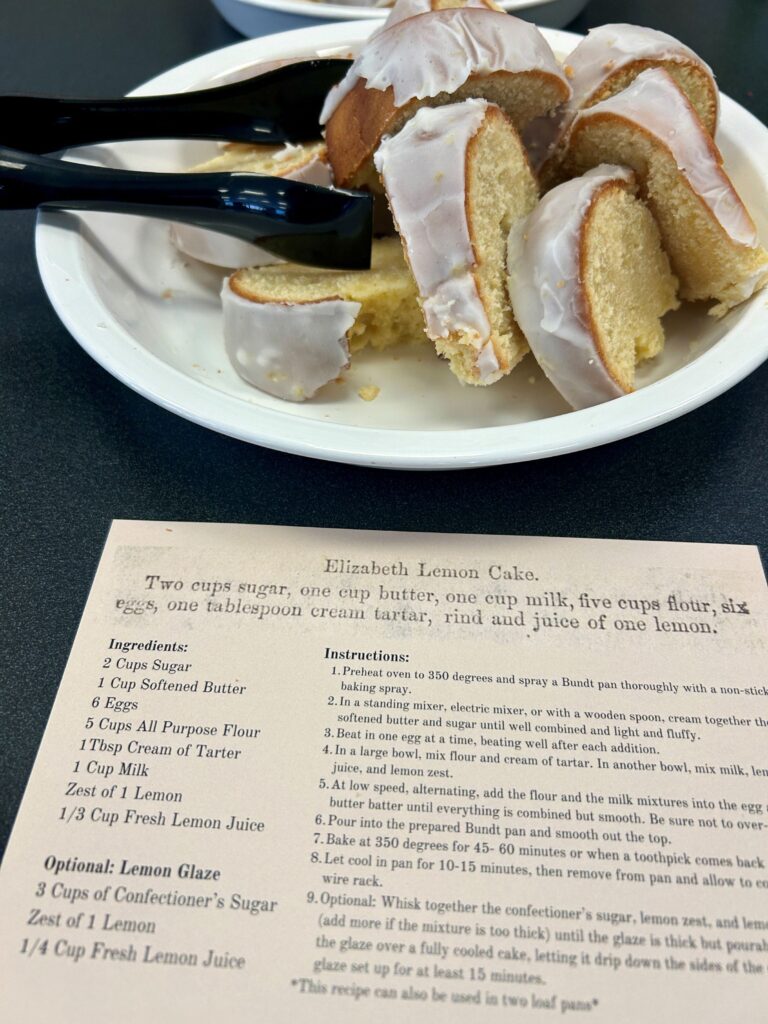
358, 385, 381, 401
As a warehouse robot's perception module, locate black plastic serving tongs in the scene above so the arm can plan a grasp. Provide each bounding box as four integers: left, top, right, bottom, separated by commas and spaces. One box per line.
0, 59, 371, 269
0, 59, 353, 151
0, 147, 372, 270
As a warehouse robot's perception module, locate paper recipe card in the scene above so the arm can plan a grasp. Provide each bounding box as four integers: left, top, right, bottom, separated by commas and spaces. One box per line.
1, 521, 766, 1022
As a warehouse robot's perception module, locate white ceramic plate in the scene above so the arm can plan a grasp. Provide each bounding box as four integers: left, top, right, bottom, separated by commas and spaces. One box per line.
36, 22, 768, 470
210, 0, 587, 32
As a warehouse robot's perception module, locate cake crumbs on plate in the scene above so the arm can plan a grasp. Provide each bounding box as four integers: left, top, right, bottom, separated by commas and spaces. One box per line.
358, 385, 381, 402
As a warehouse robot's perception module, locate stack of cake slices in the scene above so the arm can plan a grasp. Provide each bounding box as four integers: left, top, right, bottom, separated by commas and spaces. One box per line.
175, 3, 768, 407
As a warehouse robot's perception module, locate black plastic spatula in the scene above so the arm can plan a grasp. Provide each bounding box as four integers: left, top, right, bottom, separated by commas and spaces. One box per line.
0, 59, 353, 152
0, 147, 372, 270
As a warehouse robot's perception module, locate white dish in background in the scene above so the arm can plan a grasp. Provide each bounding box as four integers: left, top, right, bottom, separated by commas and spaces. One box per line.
35, 22, 768, 470
211, 0, 587, 34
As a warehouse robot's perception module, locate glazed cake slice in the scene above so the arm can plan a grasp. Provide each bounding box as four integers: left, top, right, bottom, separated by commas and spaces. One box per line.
563, 69, 768, 316
171, 141, 332, 268
221, 238, 425, 402
322, 9, 570, 190
565, 23, 718, 134
508, 165, 679, 409
529, 23, 719, 178
375, 99, 539, 385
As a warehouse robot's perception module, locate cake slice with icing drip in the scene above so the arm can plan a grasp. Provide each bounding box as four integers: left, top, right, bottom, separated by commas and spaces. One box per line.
508, 165, 679, 409
563, 69, 768, 317
563, 24, 719, 134
529, 24, 719, 179
375, 99, 539, 385
322, 9, 570, 191
221, 238, 425, 402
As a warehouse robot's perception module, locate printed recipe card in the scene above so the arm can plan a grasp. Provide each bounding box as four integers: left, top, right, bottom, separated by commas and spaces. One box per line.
0, 521, 766, 1022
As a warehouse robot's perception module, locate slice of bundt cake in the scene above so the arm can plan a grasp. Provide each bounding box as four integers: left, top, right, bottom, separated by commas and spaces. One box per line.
562, 69, 768, 316
322, 9, 570, 190
565, 24, 718, 134
508, 165, 679, 409
375, 98, 539, 385
171, 142, 331, 268
221, 238, 425, 401
529, 24, 719, 179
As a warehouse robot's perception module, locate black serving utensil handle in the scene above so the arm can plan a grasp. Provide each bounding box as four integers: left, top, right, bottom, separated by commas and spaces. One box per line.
0, 58, 352, 152
0, 148, 372, 270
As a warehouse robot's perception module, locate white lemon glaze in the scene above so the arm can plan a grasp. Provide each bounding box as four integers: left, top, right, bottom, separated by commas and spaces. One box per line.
507, 164, 635, 410
374, 100, 501, 382
320, 9, 568, 126
221, 281, 357, 402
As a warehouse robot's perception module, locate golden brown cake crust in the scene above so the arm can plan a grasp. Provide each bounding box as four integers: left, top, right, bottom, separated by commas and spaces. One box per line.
325, 80, 399, 188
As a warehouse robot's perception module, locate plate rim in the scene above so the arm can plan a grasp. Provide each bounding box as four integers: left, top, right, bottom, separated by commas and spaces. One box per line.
35, 20, 768, 470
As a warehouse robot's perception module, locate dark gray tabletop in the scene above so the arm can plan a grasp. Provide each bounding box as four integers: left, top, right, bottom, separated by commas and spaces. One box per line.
1, 0, 766, 856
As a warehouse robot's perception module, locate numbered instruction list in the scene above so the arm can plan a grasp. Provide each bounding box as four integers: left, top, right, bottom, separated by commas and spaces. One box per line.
0, 522, 766, 1022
